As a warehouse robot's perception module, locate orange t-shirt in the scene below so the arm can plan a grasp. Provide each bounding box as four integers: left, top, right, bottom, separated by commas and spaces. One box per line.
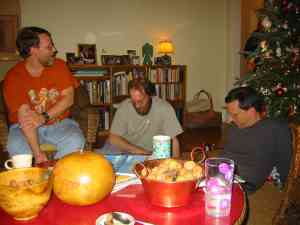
3, 58, 78, 124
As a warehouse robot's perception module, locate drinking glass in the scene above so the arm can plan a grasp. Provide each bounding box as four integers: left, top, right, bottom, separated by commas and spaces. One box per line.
205, 157, 235, 217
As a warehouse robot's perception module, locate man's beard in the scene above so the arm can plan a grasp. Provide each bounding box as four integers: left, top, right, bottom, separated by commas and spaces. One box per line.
134, 98, 152, 116
39, 53, 55, 67
42, 57, 55, 67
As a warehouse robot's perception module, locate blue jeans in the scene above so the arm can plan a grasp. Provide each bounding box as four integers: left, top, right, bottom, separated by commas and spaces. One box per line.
7, 118, 85, 159
96, 142, 148, 173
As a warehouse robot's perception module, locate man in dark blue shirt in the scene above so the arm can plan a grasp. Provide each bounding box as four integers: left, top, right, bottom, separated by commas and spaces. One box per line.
221, 87, 292, 194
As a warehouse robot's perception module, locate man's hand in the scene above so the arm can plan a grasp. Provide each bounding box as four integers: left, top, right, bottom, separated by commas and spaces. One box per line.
108, 133, 151, 155
17, 105, 48, 164
34, 151, 48, 164
18, 104, 45, 129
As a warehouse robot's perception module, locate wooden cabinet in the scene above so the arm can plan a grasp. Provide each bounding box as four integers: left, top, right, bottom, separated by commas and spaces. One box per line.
69, 64, 186, 136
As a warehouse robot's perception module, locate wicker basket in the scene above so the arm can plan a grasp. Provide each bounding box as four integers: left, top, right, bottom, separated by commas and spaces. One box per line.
183, 90, 222, 128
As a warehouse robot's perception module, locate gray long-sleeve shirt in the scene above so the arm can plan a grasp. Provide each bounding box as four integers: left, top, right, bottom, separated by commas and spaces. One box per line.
221, 118, 292, 193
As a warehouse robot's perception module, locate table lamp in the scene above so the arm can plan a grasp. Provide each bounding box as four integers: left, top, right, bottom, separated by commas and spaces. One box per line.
157, 40, 174, 65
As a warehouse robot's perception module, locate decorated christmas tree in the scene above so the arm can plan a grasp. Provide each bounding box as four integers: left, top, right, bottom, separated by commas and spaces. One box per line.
237, 0, 300, 120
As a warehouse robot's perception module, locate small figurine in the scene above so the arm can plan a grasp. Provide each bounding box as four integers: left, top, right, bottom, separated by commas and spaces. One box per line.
142, 43, 153, 65
260, 40, 272, 58
260, 40, 268, 53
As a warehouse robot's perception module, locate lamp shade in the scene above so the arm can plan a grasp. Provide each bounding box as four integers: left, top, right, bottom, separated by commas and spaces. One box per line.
158, 41, 174, 54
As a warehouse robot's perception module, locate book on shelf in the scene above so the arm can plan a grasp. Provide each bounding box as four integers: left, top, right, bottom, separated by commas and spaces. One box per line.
154, 83, 182, 101
149, 67, 181, 83
104, 110, 110, 130
73, 68, 107, 77
96, 108, 110, 131
112, 71, 129, 97
79, 80, 111, 105
111, 69, 147, 98
130, 68, 146, 80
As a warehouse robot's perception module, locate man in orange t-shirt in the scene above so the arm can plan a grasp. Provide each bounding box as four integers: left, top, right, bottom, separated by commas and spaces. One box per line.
3, 27, 85, 164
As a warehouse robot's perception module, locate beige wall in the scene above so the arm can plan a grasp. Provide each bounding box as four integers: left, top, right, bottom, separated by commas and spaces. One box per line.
223, 0, 241, 119
5, 0, 240, 111
226, 0, 241, 105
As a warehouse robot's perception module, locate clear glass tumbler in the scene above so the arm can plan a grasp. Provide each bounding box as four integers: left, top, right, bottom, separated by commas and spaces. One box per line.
205, 157, 235, 217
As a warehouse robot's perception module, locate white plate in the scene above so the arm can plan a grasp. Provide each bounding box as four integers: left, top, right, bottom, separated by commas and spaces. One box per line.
112, 173, 141, 193
115, 173, 137, 183
95, 212, 135, 225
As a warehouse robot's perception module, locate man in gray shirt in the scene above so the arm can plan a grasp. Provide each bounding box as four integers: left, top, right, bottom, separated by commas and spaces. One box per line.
109, 79, 182, 157
221, 87, 292, 194
98, 79, 183, 172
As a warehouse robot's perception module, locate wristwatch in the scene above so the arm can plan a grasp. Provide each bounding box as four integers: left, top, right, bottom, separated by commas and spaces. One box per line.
41, 112, 50, 124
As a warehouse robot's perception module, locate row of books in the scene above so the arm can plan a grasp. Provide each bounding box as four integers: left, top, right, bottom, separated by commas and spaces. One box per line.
149, 68, 184, 83
112, 72, 130, 97
73, 68, 108, 77
111, 70, 150, 97
73, 67, 146, 78
80, 80, 183, 105
76, 67, 184, 103
154, 83, 183, 101
80, 80, 111, 105
126, 68, 146, 80
97, 108, 110, 131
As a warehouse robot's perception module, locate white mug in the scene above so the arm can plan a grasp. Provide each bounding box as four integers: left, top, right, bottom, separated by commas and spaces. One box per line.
4, 154, 33, 170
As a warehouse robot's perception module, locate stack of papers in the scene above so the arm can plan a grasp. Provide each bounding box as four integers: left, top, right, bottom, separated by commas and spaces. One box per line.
112, 173, 141, 193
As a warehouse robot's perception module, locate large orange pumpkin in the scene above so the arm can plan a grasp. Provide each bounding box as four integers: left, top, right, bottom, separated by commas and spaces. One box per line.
53, 151, 115, 206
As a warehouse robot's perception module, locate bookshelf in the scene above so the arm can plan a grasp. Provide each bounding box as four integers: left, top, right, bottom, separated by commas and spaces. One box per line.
69, 64, 186, 138
148, 65, 186, 124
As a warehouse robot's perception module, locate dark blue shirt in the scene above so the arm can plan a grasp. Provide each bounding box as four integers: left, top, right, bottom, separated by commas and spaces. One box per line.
221, 118, 292, 194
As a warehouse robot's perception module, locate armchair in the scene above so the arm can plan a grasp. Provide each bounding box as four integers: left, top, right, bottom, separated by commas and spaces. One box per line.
272, 123, 300, 224
246, 123, 300, 224
0, 81, 100, 167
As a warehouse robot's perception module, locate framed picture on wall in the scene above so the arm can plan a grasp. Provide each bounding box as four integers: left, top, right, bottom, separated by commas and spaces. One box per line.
65, 52, 76, 64
78, 44, 97, 64
101, 55, 130, 65
127, 49, 137, 64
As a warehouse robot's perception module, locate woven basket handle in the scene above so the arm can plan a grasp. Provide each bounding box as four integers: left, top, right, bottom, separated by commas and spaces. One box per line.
193, 89, 214, 110
133, 162, 149, 179
190, 144, 206, 165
